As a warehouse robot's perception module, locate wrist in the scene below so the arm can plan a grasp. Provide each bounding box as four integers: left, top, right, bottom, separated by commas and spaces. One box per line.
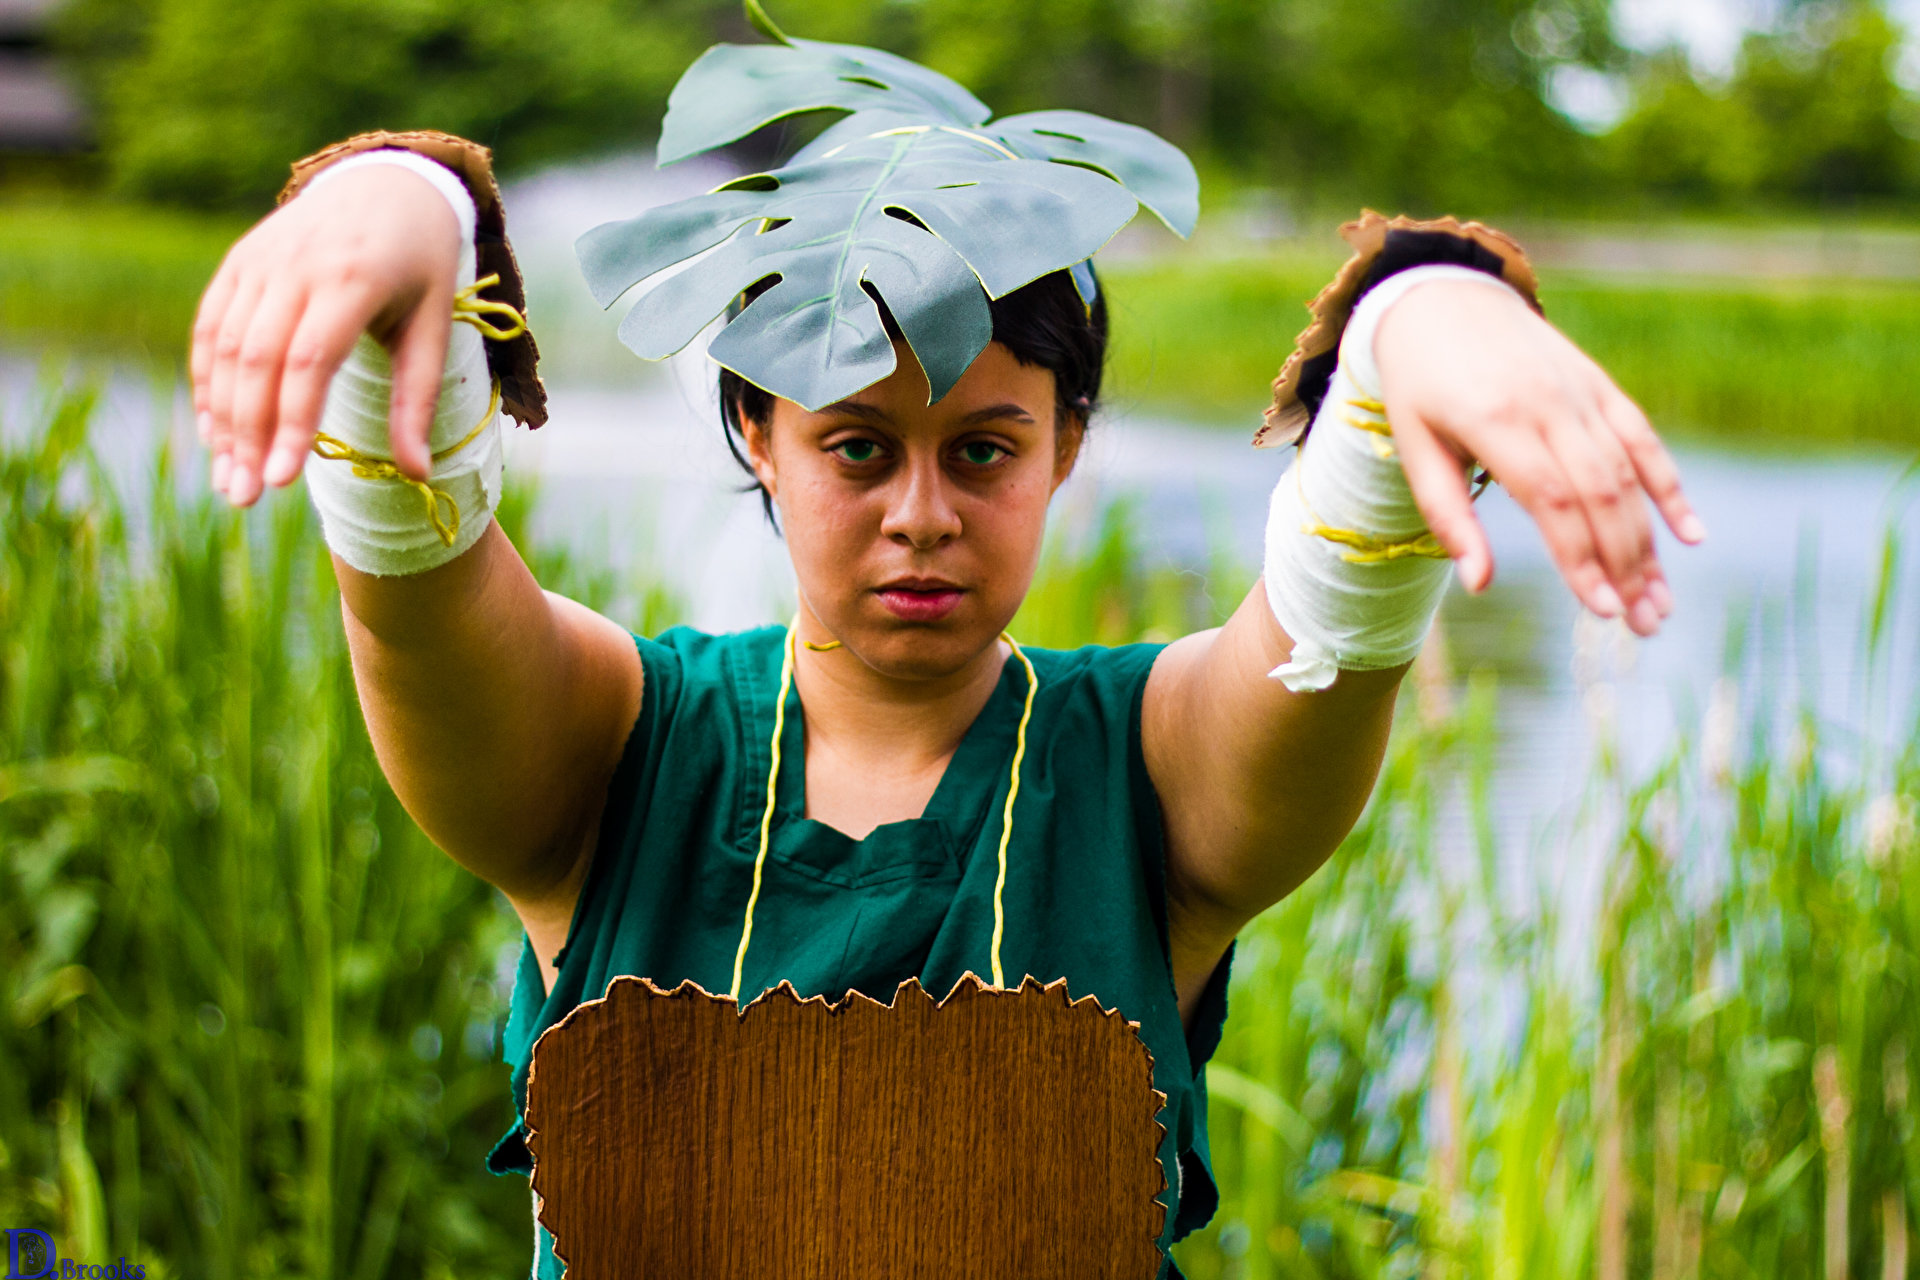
1346, 264, 1524, 401
305, 148, 477, 248
1259, 211, 1541, 450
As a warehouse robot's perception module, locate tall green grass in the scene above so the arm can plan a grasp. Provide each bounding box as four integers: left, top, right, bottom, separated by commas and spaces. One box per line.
1166, 612, 1920, 1273
0, 385, 532, 1276
2, 386, 1914, 1276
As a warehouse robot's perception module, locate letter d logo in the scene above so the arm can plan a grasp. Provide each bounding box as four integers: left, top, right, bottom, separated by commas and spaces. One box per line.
4, 1230, 54, 1280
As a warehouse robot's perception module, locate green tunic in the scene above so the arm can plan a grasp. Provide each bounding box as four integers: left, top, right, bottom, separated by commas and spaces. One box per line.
488, 626, 1231, 1278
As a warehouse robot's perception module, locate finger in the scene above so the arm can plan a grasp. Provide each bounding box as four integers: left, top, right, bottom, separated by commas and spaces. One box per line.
1390, 408, 1496, 593
1597, 380, 1707, 545
384, 289, 454, 482
266, 288, 382, 487
207, 274, 266, 476
1489, 435, 1623, 619
226, 281, 310, 502
1579, 406, 1664, 635
1542, 403, 1657, 618
190, 254, 243, 439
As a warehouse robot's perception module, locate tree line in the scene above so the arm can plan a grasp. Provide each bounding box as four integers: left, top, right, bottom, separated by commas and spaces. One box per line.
50, 0, 1920, 217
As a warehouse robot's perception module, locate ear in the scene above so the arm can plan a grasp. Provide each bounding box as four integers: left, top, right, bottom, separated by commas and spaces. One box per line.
1050, 411, 1086, 494
742, 408, 779, 500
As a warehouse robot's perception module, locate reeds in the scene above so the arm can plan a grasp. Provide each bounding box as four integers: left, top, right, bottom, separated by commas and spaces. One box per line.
0, 384, 531, 1277
1173, 537, 1920, 1277
1, 384, 1913, 1277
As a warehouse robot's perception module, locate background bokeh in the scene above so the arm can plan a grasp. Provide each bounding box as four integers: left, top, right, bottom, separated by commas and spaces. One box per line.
1, 2, 1918, 1278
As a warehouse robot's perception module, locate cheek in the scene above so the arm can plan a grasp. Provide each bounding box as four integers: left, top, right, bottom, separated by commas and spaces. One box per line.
776, 463, 881, 583
957, 472, 1053, 578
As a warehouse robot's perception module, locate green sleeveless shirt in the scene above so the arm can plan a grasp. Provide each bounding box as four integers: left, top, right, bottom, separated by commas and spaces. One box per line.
487, 626, 1232, 1278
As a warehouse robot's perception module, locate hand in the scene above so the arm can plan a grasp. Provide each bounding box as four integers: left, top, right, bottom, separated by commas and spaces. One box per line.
1374, 277, 1706, 637
190, 164, 465, 507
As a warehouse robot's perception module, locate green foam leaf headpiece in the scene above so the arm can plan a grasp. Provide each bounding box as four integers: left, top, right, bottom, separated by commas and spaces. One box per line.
576, 2, 1199, 411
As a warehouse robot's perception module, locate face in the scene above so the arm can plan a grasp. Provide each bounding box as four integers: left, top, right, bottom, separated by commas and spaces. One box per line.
743, 337, 1082, 681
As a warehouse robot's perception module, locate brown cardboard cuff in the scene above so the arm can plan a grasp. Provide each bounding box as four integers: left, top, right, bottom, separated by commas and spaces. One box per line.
1255, 210, 1541, 449
280, 130, 548, 429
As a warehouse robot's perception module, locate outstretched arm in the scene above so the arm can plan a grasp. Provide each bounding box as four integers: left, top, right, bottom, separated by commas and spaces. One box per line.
1146, 263, 1705, 1019
192, 151, 640, 980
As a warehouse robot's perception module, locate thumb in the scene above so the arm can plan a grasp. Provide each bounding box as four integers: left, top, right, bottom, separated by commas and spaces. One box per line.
385, 287, 453, 482
1390, 409, 1495, 593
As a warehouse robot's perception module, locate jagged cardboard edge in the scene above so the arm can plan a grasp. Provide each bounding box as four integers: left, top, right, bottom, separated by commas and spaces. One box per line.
525, 971, 1170, 1268
1254, 209, 1544, 449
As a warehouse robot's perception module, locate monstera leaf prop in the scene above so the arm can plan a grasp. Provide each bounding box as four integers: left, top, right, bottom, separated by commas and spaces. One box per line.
576, 1, 1199, 411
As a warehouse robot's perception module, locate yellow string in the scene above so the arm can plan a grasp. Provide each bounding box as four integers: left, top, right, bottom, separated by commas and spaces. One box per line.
1295, 395, 1496, 562
730, 621, 798, 1002
989, 633, 1039, 989
310, 379, 499, 548
309, 281, 527, 547
1341, 397, 1398, 459
730, 623, 1039, 1000
452, 273, 528, 341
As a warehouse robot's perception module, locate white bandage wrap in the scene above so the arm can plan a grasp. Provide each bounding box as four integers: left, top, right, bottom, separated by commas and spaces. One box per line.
301, 151, 504, 576
1263, 264, 1519, 691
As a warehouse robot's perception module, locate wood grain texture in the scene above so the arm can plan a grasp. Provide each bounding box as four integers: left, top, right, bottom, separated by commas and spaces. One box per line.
525, 973, 1167, 1278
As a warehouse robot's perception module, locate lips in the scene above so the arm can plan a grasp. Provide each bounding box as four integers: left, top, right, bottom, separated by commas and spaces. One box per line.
875, 579, 966, 622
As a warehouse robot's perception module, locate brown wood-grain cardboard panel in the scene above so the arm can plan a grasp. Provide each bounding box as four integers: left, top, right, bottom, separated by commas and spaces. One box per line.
526, 973, 1166, 1278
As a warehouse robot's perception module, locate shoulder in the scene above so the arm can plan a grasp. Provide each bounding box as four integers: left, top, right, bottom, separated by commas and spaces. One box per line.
635, 624, 783, 701
1020, 641, 1166, 739
1023, 640, 1163, 694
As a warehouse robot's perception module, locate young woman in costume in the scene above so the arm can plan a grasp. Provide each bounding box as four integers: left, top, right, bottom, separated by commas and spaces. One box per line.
190, 16, 1703, 1276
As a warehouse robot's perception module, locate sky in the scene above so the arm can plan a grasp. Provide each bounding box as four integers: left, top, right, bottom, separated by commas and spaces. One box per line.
1547, 0, 1920, 130
1616, 0, 1920, 73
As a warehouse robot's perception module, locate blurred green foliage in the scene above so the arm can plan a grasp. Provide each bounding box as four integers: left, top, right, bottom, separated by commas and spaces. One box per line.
0, 200, 242, 359
43, 0, 1920, 216
1608, 2, 1919, 207
1102, 256, 1920, 449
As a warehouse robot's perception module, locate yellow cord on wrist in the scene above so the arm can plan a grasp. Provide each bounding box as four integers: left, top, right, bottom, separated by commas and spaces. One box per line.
1300, 396, 1463, 564
311, 379, 498, 548
452, 273, 528, 341
309, 281, 528, 548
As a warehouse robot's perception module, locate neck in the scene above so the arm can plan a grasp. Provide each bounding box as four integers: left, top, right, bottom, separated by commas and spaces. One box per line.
790, 605, 1007, 783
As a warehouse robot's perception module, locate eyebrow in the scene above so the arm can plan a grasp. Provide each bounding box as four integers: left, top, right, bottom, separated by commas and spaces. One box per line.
817, 400, 1035, 425
818, 400, 894, 424
954, 403, 1036, 427
815, 400, 1039, 429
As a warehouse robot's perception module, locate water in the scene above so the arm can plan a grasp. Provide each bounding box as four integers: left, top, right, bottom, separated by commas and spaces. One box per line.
6, 150, 1918, 880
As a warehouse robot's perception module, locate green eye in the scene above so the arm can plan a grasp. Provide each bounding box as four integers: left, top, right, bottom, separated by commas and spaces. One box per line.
960, 441, 1007, 466
832, 439, 880, 463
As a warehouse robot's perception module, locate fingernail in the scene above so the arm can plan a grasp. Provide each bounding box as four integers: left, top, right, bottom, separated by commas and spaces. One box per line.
1592, 583, 1624, 617
1630, 597, 1661, 634
264, 445, 296, 486
211, 452, 231, 494
1679, 513, 1708, 543
228, 462, 257, 506
1648, 578, 1674, 617
196, 411, 212, 443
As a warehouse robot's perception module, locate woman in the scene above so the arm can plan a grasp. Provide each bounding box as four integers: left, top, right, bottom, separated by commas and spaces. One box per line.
190, 20, 1702, 1276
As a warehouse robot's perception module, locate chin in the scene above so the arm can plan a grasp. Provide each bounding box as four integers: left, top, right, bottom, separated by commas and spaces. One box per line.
838, 600, 1010, 681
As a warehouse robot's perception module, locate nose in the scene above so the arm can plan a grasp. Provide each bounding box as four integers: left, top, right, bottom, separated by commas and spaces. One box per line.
879, 451, 962, 551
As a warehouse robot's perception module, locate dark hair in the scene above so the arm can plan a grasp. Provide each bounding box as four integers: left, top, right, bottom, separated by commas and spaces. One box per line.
717, 266, 1108, 525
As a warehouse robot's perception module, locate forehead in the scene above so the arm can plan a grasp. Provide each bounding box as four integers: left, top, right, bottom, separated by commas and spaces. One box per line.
813, 339, 1056, 426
